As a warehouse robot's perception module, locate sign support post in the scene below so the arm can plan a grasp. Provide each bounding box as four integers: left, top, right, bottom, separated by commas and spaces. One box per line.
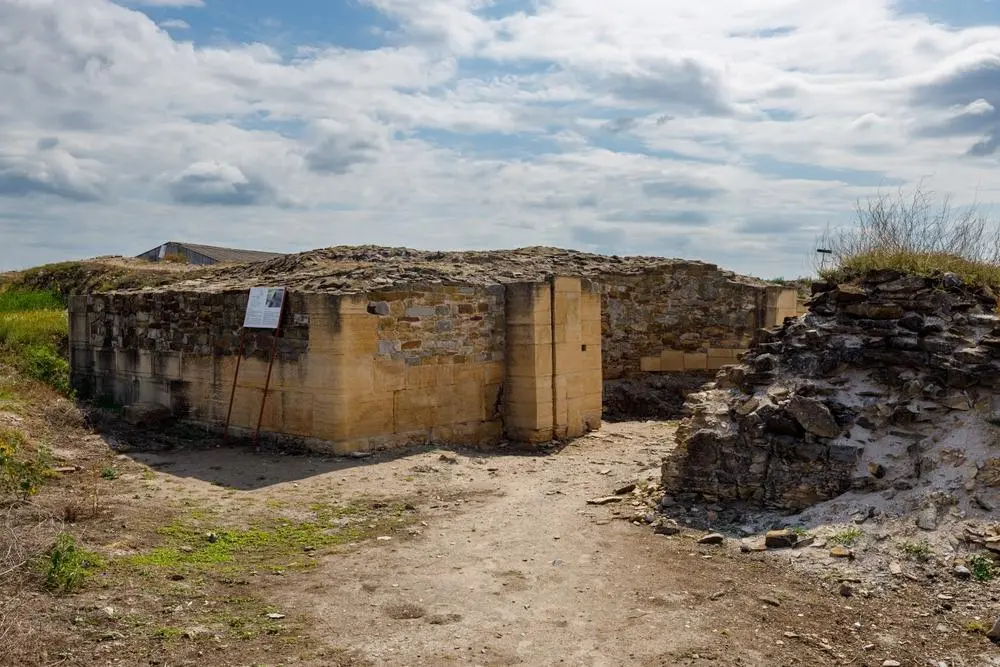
222, 328, 247, 442
222, 287, 287, 446
253, 297, 286, 447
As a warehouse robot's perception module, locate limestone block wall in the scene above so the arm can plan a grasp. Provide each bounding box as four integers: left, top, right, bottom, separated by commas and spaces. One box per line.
504, 278, 603, 443
599, 264, 798, 379
68, 278, 601, 452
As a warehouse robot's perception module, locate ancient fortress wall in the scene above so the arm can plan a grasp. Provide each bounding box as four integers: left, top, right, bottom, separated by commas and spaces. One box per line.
599, 263, 798, 380
68, 277, 602, 452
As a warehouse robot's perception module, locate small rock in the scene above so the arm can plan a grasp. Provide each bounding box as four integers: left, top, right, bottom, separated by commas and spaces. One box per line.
652, 518, 681, 535
99, 631, 125, 642
882, 661, 901, 667
266, 613, 286, 620
940, 393, 971, 411
987, 617, 1000, 641
179, 545, 194, 553
953, 565, 972, 579
765, 529, 797, 549
758, 596, 781, 607
205, 532, 218, 543
586, 496, 622, 505
438, 453, 458, 464
830, 546, 854, 559
974, 495, 995, 512
349, 451, 372, 459
614, 482, 637, 495
889, 561, 902, 576
793, 536, 816, 549
839, 582, 854, 597
376, 536, 392, 541
698, 533, 725, 545
917, 505, 938, 531
786, 396, 841, 438
740, 539, 767, 553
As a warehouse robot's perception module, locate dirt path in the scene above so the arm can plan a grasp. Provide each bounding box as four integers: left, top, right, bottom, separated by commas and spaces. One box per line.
133, 421, 889, 667
91, 421, 999, 666
285, 422, 709, 666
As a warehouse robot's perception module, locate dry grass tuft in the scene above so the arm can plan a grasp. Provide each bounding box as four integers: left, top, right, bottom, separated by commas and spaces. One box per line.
817, 185, 1000, 290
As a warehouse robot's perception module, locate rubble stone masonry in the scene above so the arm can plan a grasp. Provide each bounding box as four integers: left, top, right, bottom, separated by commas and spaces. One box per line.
68, 277, 602, 453
599, 264, 798, 379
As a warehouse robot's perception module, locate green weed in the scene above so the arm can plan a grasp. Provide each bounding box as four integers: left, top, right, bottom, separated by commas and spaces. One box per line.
965, 620, 990, 634
901, 541, 933, 562
101, 466, 120, 481
828, 527, 862, 547
42, 533, 105, 593
967, 553, 996, 582
153, 626, 183, 640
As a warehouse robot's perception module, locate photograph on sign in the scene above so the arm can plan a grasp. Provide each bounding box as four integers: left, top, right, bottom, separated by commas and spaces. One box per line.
243, 286, 286, 329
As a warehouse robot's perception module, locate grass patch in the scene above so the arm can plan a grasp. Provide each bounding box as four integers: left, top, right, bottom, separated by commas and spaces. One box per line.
0, 427, 52, 500
0, 291, 70, 393
901, 541, 933, 562
828, 527, 862, 547
101, 466, 120, 481
42, 533, 105, 593
817, 185, 1000, 290
0, 289, 63, 312
965, 619, 990, 634
967, 553, 996, 582
152, 626, 184, 640
120, 501, 409, 578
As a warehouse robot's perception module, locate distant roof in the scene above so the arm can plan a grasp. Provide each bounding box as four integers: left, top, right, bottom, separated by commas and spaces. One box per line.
144, 242, 286, 264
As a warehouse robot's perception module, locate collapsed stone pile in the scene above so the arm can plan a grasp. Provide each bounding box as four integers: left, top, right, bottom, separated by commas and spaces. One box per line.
662, 269, 1000, 516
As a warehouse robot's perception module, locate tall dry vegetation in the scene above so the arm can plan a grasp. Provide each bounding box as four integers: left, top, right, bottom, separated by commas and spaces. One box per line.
818, 186, 1000, 288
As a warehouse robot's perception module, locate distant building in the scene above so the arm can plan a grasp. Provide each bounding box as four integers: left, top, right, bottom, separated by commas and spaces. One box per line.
137, 241, 285, 266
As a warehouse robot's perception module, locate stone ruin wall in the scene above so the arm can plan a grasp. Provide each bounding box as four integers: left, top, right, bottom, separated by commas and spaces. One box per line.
662, 270, 1000, 512
596, 263, 798, 420
68, 277, 603, 453
599, 264, 798, 379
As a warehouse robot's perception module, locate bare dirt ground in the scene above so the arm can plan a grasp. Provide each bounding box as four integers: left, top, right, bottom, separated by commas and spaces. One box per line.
5, 414, 999, 666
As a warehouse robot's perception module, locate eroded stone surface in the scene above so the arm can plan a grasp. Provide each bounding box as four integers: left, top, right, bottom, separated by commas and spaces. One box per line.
663, 269, 1000, 511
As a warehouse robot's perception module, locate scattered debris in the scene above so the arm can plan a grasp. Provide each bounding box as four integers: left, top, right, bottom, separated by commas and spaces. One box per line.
586, 496, 623, 506
765, 529, 797, 549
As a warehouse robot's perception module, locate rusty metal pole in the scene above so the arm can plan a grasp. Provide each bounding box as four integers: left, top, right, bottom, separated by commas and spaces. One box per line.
253, 297, 286, 448
222, 328, 247, 443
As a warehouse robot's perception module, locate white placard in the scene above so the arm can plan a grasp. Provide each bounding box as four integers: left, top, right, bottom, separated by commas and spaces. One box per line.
243, 287, 286, 329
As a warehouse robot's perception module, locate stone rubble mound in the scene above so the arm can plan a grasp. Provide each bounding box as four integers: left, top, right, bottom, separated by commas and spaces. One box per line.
662, 269, 1000, 518
153, 245, 765, 294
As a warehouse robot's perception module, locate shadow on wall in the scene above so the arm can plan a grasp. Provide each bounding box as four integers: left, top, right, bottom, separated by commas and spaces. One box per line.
602, 372, 715, 422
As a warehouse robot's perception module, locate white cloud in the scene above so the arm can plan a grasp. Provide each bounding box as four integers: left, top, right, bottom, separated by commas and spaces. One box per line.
1, 0, 1000, 277
159, 18, 190, 29
120, 0, 204, 7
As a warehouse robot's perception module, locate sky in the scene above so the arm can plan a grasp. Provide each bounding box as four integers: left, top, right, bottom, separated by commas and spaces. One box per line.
1, 1, 999, 278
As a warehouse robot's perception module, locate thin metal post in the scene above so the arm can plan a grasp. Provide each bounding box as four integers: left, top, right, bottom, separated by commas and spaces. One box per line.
253, 299, 286, 447
222, 328, 247, 442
